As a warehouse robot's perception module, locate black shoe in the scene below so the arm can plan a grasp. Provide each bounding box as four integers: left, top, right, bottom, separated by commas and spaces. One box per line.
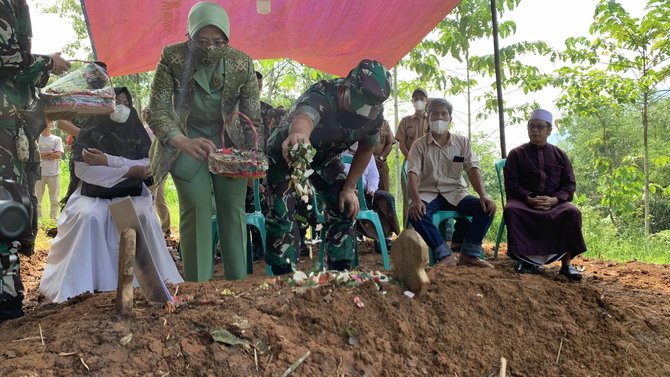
252, 248, 264, 261
559, 265, 582, 282
515, 261, 542, 274
18, 241, 34, 256
328, 260, 351, 271
46, 227, 58, 238
300, 246, 309, 257
271, 264, 293, 276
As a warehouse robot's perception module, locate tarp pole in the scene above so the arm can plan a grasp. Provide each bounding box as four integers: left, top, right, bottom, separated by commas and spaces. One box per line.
393, 66, 400, 210
490, 0, 506, 158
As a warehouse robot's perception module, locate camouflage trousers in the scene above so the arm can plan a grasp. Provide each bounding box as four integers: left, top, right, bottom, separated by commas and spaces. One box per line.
265, 156, 355, 269
0, 128, 39, 321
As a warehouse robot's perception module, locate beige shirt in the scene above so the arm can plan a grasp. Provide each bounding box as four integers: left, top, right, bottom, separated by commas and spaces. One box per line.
395, 113, 428, 155
406, 132, 480, 205
374, 120, 396, 156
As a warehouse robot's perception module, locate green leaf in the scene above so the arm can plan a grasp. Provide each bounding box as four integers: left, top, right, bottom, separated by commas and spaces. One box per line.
210, 329, 251, 349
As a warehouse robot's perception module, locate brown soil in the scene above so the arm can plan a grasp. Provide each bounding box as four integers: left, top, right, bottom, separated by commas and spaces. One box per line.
1, 238, 669, 377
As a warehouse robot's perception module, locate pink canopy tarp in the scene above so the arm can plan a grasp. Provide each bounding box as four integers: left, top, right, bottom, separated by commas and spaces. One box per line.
81, 0, 460, 77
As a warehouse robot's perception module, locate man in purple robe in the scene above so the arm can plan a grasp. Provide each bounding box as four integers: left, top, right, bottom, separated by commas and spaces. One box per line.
503, 109, 586, 281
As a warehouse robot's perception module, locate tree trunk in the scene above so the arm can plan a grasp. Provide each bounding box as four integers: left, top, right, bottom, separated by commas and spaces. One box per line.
642, 91, 650, 237
466, 51, 472, 141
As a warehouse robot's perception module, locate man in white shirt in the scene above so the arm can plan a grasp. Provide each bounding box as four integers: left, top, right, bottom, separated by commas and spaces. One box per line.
36, 120, 64, 220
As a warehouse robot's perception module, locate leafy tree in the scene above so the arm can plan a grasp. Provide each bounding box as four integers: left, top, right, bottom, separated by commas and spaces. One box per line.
401, 0, 553, 140
257, 59, 336, 109
37, 0, 154, 107
556, 0, 670, 236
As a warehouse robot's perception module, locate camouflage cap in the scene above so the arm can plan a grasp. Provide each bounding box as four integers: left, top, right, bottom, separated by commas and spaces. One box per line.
347, 59, 391, 119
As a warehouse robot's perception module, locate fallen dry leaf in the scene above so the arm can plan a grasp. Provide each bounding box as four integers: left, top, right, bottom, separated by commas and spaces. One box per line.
119, 333, 133, 347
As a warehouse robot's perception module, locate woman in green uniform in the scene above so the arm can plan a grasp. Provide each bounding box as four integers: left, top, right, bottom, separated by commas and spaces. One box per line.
147, 1, 262, 281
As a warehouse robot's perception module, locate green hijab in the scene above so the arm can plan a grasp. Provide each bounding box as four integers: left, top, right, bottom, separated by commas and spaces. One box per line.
187, 2, 231, 40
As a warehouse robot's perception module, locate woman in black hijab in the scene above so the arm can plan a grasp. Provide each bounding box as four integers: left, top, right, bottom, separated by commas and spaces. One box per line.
73, 87, 152, 198
40, 87, 183, 303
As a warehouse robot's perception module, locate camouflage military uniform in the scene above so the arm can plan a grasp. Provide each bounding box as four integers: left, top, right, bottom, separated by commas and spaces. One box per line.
0, 0, 56, 321
265, 78, 385, 272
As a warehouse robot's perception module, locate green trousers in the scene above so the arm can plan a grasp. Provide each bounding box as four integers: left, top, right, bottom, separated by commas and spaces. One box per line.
172, 153, 247, 281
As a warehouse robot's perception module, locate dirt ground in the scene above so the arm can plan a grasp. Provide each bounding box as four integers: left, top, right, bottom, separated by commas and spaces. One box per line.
1, 237, 669, 377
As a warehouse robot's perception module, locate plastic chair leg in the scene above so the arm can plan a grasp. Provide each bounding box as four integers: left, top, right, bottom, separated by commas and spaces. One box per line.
370, 218, 390, 270
245, 230, 253, 274
494, 218, 505, 259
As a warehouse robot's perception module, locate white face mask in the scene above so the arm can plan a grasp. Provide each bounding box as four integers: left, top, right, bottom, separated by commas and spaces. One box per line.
110, 104, 131, 123
430, 119, 449, 135
413, 100, 426, 111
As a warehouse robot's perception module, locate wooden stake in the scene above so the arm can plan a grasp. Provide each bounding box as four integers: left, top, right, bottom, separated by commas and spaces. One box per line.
117, 228, 136, 316
499, 357, 507, 377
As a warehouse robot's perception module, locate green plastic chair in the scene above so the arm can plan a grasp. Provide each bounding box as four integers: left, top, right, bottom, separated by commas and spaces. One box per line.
493, 159, 506, 259
402, 159, 473, 265
244, 179, 270, 275
318, 154, 390, 271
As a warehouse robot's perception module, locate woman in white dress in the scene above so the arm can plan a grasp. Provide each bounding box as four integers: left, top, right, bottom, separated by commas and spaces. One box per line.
40, 87, 183, 303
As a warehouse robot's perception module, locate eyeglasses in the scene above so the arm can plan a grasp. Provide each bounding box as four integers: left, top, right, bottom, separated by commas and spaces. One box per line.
527, 123, 549, 130
430, 110, 451, 119
193, 37, 228, 48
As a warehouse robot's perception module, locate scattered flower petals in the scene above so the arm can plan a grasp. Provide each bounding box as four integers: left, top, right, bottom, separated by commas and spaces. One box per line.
292, 270, 308, 284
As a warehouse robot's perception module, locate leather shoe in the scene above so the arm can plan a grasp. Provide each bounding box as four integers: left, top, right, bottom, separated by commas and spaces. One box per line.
328, 260, 352, 271
436, 254, 458, 267
458, 254, 494, 268
559, 265, 582, 282
271, 264, 293, 276
516, 261, 542, 274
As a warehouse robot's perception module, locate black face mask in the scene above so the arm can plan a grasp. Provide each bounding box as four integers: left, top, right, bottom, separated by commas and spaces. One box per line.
337, 108, 374, 130
87, 78, 106, 90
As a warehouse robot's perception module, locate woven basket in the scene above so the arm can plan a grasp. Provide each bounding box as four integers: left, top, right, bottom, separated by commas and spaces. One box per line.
208, 112, 268, 178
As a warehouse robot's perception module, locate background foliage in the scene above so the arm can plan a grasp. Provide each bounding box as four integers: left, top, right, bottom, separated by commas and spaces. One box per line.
36, 0, 670, 264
